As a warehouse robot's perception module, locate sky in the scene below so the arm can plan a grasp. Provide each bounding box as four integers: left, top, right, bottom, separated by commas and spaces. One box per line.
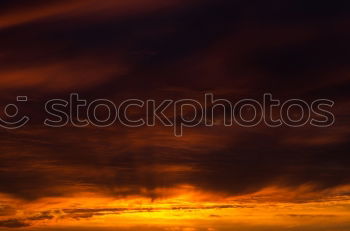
0, 0, 349, 230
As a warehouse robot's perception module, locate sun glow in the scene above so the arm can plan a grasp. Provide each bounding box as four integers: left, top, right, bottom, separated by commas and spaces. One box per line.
1, 185, 349, 230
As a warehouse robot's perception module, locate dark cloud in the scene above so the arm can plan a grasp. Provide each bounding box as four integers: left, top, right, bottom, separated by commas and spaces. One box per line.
27, 211, 54, 221
0, 219, 29, 228
0, 124, 349, 201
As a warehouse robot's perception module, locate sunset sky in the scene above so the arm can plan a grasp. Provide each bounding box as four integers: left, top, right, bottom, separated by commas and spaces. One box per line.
0, 0, 350, 230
